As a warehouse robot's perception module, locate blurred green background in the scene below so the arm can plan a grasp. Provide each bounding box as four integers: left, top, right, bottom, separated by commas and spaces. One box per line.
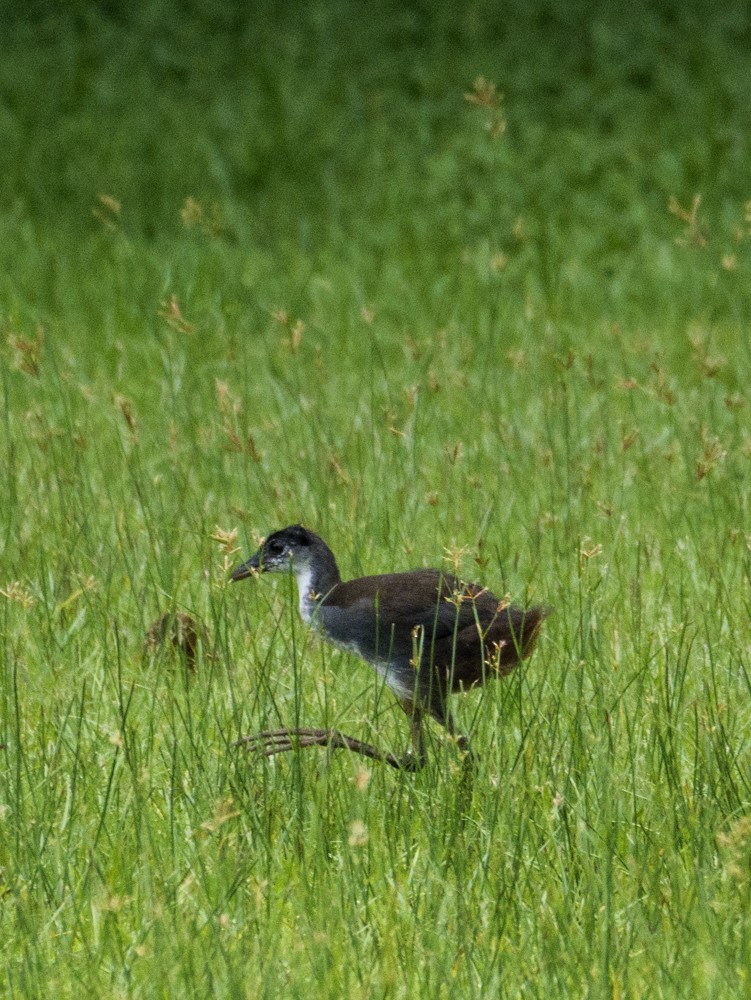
3, 0, 750, 321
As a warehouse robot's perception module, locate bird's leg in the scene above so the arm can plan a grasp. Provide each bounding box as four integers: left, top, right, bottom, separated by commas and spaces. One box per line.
443, 711, 471, 753
431, 703, 477, 766
396, 699, 427, 771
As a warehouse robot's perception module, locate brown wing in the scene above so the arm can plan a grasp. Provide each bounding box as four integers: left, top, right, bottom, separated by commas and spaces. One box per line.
426, 603, 548, 696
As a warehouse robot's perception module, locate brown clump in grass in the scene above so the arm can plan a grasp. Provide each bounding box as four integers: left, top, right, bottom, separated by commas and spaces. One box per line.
143, 611, 209, 672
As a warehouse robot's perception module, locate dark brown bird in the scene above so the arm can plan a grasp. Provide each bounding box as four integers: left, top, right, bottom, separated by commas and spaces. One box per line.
232, 525, 549, 769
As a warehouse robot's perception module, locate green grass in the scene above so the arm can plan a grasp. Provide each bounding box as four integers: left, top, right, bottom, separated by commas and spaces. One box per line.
2, 1, 751, 996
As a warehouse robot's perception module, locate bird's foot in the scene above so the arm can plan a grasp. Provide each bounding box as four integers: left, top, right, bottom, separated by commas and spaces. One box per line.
233, 727, 407, 770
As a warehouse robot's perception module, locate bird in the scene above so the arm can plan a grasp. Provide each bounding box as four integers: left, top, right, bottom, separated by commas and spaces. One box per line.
231, 524, 549, 770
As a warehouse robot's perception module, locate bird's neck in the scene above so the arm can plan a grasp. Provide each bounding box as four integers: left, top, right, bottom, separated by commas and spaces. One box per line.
293, 543, 342, 623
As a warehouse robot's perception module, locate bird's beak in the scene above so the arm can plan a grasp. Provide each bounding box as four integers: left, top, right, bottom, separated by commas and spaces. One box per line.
230, 551, 261, 582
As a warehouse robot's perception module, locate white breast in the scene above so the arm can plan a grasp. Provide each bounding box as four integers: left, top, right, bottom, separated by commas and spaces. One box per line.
294, 564, 317, 622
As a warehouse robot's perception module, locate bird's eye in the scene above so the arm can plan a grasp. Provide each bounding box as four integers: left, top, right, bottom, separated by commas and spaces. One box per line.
268, 539, 284, 555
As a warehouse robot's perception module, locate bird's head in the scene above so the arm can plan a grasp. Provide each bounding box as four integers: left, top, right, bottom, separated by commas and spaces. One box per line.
231, 524, 316, 581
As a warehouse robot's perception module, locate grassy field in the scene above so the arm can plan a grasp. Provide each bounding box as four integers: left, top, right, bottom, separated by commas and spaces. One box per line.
2, 1, 751, 996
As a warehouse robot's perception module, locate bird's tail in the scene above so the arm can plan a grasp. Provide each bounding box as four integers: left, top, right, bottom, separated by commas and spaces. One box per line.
501, 604, 552, 662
